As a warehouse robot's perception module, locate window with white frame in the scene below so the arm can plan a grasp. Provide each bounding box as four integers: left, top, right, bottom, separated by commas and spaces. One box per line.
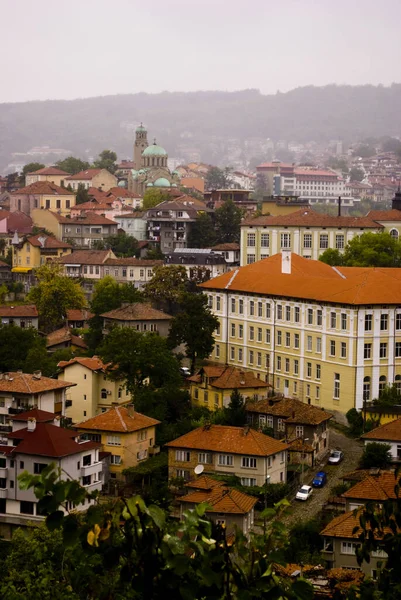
281, 232, 291, 248
249, 350, 254, 364
396, 314, 401, 330
330, 340, 336, 356
230, 347, 235, 360
365, 314, 372, 331
285, 306, 291, 321
380, 343, 387, 358
364, 343, 372, 359
380, 314, 388, 331
294, 359, 299, 375
257, 352, 262, 367
238, 348, 243, 361
277, 356, 281, 370
239, 324, 243, 338
261, 233, 269, 247
176, 450, 191, 462
363, 376, 371, 400
285, 358, 290, 373
341, 313, 347, 330
258, 301, 263, 317
218, 454, 233, 466
278, 418, 285, 432
247, 254, 256, 264
307, 336, 312, 351
241, 456, 257, 468
330, 312, 337, 328
334, 373, 340, 399
307, 362, 312, 377
285, 332, 290, 347
319, 234, 328, 249
257, 327, 262, 342
294, 306, 300, 322
198, 453, 212, 464
294, 334, 300, 349
266, 329, 271, 344
231, 298, 236, 313
303, 233, 312, 248
239, 299, 244, 314
316, 364, 321, 379
336, 234, 345, 249
317, 309, 322, 326
341, 342, 347, 358
396, 342, 401, 357
277, 330, 282, 345
216, 296, 221, 310
277, 305, 283, 320
231, 323, 236, 337
341, 542, 357, 555
249, 300, 255, 316
307, 308, 313, 325
247, 233, 256, 247
241, 477, 257, 487
295, 425, 304, 437
266, 303, 271, 319
107, 435, 121, 446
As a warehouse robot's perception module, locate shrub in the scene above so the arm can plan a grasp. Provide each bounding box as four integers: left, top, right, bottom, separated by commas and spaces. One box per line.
360, 442, 392, 468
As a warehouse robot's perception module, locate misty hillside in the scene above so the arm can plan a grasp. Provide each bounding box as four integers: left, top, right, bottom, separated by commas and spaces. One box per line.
1, 84, 401, 171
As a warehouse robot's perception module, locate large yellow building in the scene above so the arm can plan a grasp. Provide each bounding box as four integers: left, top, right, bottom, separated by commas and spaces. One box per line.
10, 181, 76, 216
200, 252, 401, 417
76, 405, 160, 479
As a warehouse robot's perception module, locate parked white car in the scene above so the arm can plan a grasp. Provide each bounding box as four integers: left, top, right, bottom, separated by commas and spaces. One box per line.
328, 450, 344, 465
295, 485, 313, 501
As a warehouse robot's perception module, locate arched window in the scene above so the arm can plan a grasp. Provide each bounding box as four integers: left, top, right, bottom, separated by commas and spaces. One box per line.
363, 376, 371, 401
152, 158, 155, 166
379, 375, 387, 395
395, 375, 401, 394
101, 388, 107, 399
390, 229, 399, 239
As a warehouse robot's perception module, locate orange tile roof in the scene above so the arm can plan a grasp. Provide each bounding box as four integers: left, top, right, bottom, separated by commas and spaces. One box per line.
66, 308, 94, 322
200, 253, 401, 306
342, 472, 398, 501
211, 243, 240, 251
184, 475, 226, 491
27, 167, 69, 176
101, 303, 172, 321
0, 372, 75, 394
242, 207, 381, 228
0, 304, 38, 318
367, 209, 401, 221
246, 396, 333, 425
361, 418, 401, 442
320, 511, 364, 539
108, 187, 142, 199
58, 212, 116, 225
104, 258, 162, 266
188, 366, 270, 390
27, 234, 72, 249
75, 406, 160, 433
165, 424, 289, 456
180, 486, 257, 514
46, 327, 87, 349
56, 250, 112, 265
13, 181, 73, 195
65, 169, 103, 180
8, 423, 100, 458
11, 408, 56, 422
58, 356, 110, 372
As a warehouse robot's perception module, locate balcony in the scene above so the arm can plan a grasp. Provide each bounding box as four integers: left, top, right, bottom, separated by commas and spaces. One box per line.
8, 407, 28, 415
81, 461, 102, 478
0, 467, 7, 477
82, 480, 103, 493
0, 489, 7, 499
0, 424, 11, 433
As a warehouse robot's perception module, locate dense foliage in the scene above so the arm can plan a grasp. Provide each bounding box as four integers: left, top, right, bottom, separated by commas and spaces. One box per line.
359, 442, 392, 469
319, 232, 401, 267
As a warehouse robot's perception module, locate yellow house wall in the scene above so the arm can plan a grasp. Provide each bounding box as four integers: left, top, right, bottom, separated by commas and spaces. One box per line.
98, 425, 157, 477
190, 383, 268, 412
31, 209, 63, 238
37, 192, 76, 215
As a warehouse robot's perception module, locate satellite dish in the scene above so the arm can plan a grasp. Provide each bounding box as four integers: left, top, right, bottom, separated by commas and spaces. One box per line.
194, 464, 204, 475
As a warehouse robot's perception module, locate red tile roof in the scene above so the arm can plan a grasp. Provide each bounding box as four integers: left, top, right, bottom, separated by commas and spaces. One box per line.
8, 423, 100, 458
54, 212, 117, 225
65, 169, 103, 180
56, 250, 113, 265
361, 418, 401, 442
66, 308, 94, 322
166, 424, 289, 456
0, 304, 38, 318
101, 303, 172, 321
246, 396, 333, 425
75, 406, 160, 433
180, 486, 257, 514
27, 234, 72, 249
0, 261, 9, 268
200, 253, 401, 306
58, 356, 110, 372
211, 243, 240, 251
342, 472, 398, 502
320, 509, 398, 539
12, 182, 74, 196
46, 327, 87, 349
104, 257, 162, 266
11, 408, 56, 422
242, 207, 381, 228
0, 372, 75, 394
184, 475, 226, 491
27, 167, 69, 176
188, 365, 270, 390
367, 209, 401, 221
108, 187, 142, 199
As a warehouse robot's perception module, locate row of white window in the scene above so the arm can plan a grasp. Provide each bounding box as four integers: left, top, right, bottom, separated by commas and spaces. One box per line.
175, 451, 285, 467
246, 230, 399, 248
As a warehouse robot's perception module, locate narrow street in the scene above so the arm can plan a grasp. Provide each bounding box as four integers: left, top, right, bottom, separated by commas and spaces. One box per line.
281, 427, 364, 527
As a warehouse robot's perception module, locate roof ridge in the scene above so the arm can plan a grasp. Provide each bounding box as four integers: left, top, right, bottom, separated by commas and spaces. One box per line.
115, 406, 128, 431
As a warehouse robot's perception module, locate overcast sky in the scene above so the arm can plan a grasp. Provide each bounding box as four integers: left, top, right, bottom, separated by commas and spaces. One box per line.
2, 0, 400, 103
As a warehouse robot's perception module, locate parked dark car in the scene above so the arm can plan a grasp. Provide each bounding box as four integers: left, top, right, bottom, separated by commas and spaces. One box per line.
312, 471, 327, 487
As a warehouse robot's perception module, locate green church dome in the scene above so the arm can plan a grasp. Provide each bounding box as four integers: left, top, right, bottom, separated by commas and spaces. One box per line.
136, 124, 147, 133
154, 177, 171, 188
118, 180, 127, 188
142, 143, 167, 157
146, 182, 154, 187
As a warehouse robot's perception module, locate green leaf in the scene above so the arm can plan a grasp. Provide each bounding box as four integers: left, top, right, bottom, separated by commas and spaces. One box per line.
45, 510, 64, 531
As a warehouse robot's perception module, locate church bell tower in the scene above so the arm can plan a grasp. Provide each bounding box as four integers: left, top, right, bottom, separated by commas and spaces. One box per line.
133, 123, 148, 168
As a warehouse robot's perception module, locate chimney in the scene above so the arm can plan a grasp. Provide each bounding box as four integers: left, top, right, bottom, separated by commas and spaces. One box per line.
32, 370, 41, 380
281, 250, 291, 275
338, 196, 342, 217
126, 404, 135, 417
27, 418, 36, 432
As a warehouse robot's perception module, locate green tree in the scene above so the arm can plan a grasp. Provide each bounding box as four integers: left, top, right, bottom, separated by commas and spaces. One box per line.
187, 212, 217, 248
168, 292, 219, 373
343, 232, 401, 267
98, 327, 181, 393
214, 199, 243, 244
93, 149, 118, 174
223, 389, 247, 426
28, 263, 86, 332
104, 232, 138, 257
319, 248, 344, 266
349, 166, 365, 182
205, 166, 233, 190
373, 384, 401, 406
143, 265, 188, 312
56, 156, 90, 175
19, 162, 45, 184
0, 325, 45, 372
0, 283, 7, 303
142, 188, 170, 210
75, 183, 90, 204
360, 442, 392, 469
285, 519, 323, 565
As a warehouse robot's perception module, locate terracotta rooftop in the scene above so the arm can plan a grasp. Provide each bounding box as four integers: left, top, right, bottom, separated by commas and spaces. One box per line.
101, 303, 172, 321
70, 202, 115, 212
367, 209, 401, 221
58, 356, 110, 372
165, 424, 289, 456
0, 304, 38, 318
54, 212, 117, 226
242, 207, 381, 228
0, 210, 33, 233
27, 167, 69, 176
27, 234, 72, 249
108, 187, 141, 199
342, 472, 399, 502
180, 486, 257, 514
200, 252, 401, 306
0, 372, 75, 394
57, 249, 113, 265
46, 327, 87, 350
0, 261, 9, 268
184, 475, 226, 491
65, 169, 103, 180
320, 509, 397, 540
104, 257, 162, 266
246, 396, 333, 425
188, 366, 270, 390
211, 243, 240, 251
114, 211, 145, 219
66, 308, 94, 322
13, 181, 73, 196
76, 406, 160, 433
8, 423, 100, 458
361, 418, 401, 442
11, 408, 56, 422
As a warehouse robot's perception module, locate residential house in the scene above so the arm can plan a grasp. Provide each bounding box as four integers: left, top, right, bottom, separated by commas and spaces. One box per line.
57, 356, 131, 424
321, 510, 391, 577
69, 199, 128, 221
165, 424, 289, 486
0, 411, 103, 538
0, 261, 11, 284
75, 405, 160, 479
341, 471, 398, 511
201, 251, 401, 416
211, 243, 240, 267
31, 209, 118, 248
107, 188, 143, 209
101, 303, 172, 337
102, 257, 163, 287
25, 166, 69, 187
66, 308, 94, 329
188, 365, 271, 412
165, 248, 229, 281
0, 371, 76, 429
114, 212, 147, 240
10, 181, 75, 216
0, 211, 33, 251
204, 189, 257, 215
245, 396, 332, 463
65, 169, 117, 192
178, 475, 257, 536
46, 327, 88, 353
361, 419, 401, 462
0, 305, 38, 329
56, 249, 115, 279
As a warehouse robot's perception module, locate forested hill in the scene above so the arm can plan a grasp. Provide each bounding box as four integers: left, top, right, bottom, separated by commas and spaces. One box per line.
1, 84, 401, 170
